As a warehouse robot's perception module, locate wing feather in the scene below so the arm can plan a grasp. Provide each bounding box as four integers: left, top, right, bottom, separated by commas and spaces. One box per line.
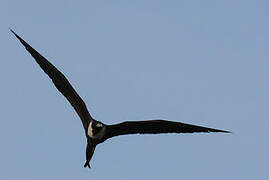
11, 29, 92, 131
105, 120, 230, 139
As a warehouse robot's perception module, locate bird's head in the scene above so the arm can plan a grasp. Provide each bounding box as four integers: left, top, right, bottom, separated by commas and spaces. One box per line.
92, 121, 104, 134
87, 121, 106, 139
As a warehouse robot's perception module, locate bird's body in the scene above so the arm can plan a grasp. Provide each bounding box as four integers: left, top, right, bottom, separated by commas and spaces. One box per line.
11, 29, 230, 168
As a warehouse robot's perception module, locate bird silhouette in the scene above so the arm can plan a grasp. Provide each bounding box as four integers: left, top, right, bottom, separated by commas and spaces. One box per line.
10, 29, 230, 168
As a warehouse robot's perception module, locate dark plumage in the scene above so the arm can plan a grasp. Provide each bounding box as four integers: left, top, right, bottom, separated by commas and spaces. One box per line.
11, 29, 230, 168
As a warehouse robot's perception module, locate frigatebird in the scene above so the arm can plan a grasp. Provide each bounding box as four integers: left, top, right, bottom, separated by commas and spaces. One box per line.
10, 29, 230, 168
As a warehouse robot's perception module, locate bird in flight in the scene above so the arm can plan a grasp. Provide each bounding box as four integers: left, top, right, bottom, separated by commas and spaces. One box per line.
10, 29, 230, 168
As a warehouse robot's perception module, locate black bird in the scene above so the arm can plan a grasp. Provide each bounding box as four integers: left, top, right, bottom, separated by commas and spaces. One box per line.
10, 29, 230, 168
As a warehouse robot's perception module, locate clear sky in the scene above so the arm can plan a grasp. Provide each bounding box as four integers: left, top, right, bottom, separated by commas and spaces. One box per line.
1, 0, 268, 179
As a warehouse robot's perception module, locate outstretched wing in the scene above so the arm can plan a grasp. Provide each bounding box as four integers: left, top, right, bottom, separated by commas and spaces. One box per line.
105, 120, 230, 139
10, 29, 93, 131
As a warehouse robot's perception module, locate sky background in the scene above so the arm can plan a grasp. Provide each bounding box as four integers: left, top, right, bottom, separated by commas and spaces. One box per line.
1, 0, 268, 179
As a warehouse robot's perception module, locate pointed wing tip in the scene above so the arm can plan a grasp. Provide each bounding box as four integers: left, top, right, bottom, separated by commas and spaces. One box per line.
10, 28, 30, 49
9, 27, 14, 32
209, 129, 231, 133
9, 28, 19, 38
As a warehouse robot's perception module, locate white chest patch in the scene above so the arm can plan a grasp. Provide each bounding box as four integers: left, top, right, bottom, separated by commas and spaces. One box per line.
87, 121, 106, 139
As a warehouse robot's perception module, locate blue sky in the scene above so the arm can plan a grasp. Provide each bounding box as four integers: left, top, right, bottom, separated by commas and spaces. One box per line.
1, 0, 268, 179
